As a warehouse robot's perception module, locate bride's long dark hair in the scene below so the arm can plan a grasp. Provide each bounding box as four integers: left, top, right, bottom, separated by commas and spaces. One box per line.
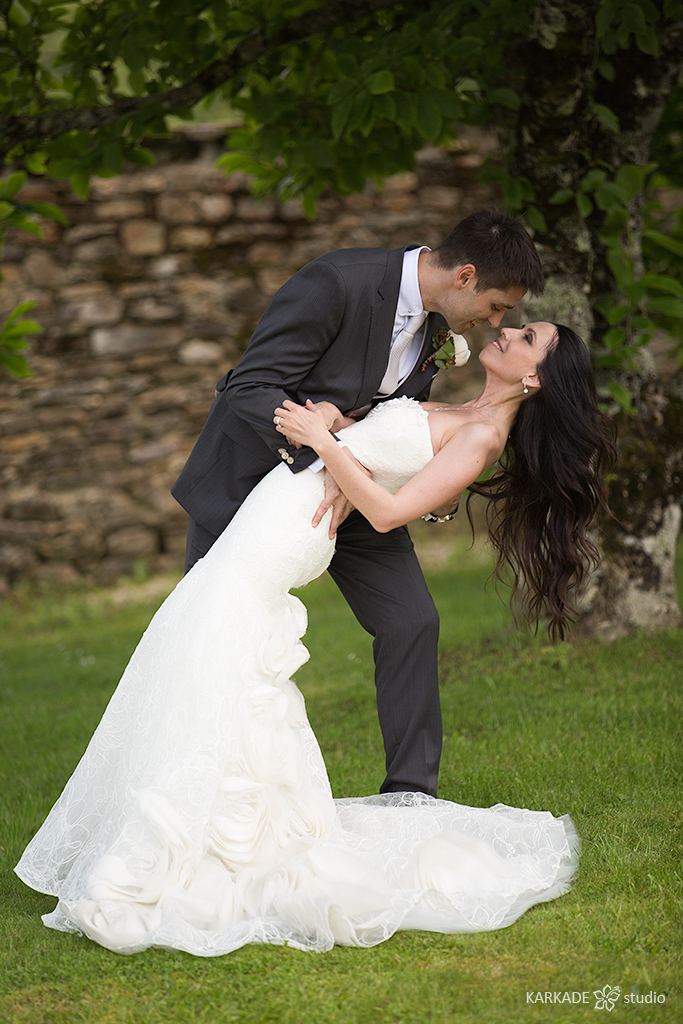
467, 325, 616, 640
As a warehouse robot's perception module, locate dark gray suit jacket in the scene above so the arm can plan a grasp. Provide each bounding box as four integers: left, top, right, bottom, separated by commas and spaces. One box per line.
172, 245, 446, 536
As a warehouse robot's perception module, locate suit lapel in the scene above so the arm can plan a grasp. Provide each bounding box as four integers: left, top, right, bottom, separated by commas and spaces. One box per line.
348, 246, 407, 412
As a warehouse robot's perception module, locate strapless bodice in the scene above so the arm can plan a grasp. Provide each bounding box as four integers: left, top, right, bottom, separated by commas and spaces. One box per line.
337, 397, 433, 492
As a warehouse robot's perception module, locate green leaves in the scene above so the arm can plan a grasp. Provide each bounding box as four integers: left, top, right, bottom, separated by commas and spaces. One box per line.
28, 201, 68, 225
0, 171, 68, 240
0, 301, 41, 379
0, 172, 28, 200
488, 87, 521, 111
479, 165, 546, 232
328, 93, 352, 141
637, 272, 683, 298
548, 150, 683, 370
643, 229, 683, 258
0, 0, 677, 378
539, 8, 682, 373
615, 162, 657, 199
592, 102, 620, 133
608, 380, 634, 414
215, 2, 493, 209
648, 296, 683, 318
548, 164, 659, 241
38, 123, 159, 198
366, 70, 394, 95
596, 0, 660, 56
417, 90, 443, 143
0, 0, 529, 215
503, 176, 534, 209
549, 188, 574, 205
576, 193, 593, 218
0, 170, 69, 377
524, 206, 546, 231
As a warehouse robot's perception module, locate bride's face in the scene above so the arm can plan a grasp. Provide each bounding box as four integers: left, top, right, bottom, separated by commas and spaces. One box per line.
479, 322, 557, 389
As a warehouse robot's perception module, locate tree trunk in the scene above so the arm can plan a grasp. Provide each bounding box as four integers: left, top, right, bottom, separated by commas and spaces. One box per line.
503, 0, 683, 637
576, 377, 683, 638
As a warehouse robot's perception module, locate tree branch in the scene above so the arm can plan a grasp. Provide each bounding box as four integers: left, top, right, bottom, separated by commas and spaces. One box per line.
0, 0, 411, 163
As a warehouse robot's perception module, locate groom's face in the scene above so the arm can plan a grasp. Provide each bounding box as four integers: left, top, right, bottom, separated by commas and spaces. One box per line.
442, 273, 525, 335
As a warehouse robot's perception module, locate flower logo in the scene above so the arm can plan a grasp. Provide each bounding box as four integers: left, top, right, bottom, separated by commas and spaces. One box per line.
594, 985, 620, 1010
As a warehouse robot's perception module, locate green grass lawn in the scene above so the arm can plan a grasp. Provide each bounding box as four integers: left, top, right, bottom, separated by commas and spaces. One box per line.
0, 542, 681, 1024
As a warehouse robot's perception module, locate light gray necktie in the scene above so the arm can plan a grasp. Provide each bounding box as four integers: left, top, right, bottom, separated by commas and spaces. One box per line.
376, 312, 427, 396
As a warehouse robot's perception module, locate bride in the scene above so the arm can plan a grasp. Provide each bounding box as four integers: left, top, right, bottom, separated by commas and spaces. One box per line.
15, 321, 614, 956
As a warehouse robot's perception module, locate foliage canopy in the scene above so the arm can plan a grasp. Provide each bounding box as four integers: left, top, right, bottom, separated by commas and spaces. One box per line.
1, 0, 682, 382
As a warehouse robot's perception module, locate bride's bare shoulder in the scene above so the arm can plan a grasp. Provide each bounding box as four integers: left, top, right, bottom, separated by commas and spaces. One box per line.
440, 418, 502, 458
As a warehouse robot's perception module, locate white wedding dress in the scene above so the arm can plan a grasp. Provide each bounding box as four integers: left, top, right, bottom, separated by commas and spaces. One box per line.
15, 398, 578, 955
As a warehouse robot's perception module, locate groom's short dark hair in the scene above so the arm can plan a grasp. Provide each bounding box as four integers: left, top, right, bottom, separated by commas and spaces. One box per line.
433, 208, 545, 296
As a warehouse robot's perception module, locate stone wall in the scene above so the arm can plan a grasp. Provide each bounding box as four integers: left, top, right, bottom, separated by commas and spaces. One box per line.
0, 127, 498, 592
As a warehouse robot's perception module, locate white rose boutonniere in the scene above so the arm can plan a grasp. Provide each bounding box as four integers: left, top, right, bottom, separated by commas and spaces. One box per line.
421, 327, 471, 371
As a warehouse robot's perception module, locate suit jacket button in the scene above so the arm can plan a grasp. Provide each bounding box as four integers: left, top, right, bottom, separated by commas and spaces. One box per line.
286, 457, 294, 464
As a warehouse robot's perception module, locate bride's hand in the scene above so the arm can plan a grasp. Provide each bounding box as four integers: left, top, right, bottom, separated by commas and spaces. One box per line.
304, 400, 346, 432
428, 494, 461, 518
274, 399, 330, 448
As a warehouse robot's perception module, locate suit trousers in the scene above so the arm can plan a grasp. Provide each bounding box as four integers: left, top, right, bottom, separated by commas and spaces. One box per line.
184, 509, 442, 797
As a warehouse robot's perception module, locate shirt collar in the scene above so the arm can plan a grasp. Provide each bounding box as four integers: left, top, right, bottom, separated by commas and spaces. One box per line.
397, 246, 430, 319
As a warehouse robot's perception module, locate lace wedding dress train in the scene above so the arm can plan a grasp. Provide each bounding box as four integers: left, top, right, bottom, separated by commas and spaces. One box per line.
15, 398, 579, 955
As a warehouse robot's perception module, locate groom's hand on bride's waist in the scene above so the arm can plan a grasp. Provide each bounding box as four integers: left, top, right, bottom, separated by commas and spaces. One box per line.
313, 470, 353, 538
313, 459, 370, 538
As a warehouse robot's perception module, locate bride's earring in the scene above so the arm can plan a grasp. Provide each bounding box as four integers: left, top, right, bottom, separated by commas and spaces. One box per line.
523, 383, 529, 394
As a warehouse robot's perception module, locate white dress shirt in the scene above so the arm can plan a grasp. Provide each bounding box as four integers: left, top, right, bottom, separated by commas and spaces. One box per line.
390, 245, 430, 383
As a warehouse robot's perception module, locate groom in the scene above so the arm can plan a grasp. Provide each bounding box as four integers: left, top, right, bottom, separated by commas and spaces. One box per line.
172, 207, 544, 798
